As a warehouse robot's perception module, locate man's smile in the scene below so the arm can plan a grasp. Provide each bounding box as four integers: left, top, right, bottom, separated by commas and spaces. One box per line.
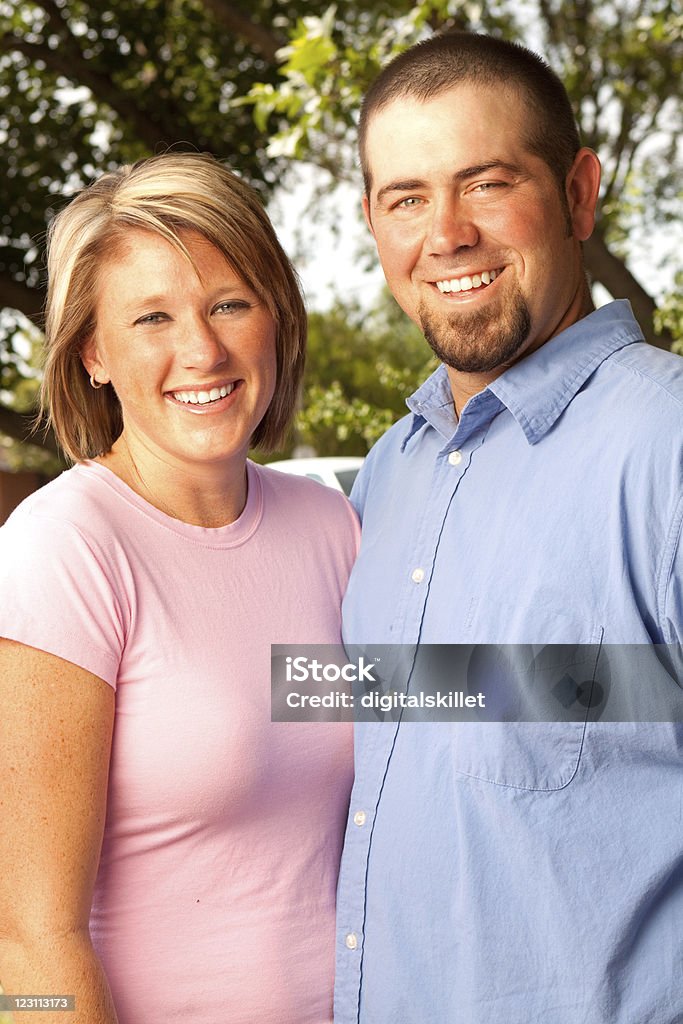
433, 267, 504, 294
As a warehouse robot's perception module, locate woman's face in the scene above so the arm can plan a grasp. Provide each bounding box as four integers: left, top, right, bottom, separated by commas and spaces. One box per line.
83, 227, 277, 473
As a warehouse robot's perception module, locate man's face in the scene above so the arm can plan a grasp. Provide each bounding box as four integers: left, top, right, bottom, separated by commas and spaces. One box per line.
362, 83, 599, 383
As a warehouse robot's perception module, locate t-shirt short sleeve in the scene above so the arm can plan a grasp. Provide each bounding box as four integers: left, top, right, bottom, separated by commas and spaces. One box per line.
0, 509, 125, 688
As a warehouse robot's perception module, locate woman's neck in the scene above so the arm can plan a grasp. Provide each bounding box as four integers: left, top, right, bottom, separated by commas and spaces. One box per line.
98, 436, 249, 528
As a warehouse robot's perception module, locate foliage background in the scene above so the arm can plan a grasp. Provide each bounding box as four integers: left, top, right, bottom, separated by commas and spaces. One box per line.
0, 0, 681, 472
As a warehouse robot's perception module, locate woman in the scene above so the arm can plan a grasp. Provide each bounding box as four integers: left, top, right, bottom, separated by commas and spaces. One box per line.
0, 153, 358, 1023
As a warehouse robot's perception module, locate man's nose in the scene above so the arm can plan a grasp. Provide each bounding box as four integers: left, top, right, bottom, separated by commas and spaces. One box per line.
425, 197, 479, 255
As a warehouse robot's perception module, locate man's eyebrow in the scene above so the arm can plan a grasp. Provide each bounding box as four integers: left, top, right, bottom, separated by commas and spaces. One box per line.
455, 160, 525, 180
373, 162, 525, 206
374, 180, 426, 206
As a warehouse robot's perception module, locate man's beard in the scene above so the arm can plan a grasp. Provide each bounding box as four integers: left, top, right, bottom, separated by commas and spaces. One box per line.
418, 285, 532, 374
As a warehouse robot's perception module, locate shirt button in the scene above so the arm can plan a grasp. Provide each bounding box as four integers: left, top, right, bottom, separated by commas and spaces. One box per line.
353, 810, 367, 827
411, 567, 425, 584
345, 932, 359, 950
448, 449, 463, 465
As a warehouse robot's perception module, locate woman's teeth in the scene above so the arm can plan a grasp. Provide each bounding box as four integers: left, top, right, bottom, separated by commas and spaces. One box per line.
171, 382, 236, 405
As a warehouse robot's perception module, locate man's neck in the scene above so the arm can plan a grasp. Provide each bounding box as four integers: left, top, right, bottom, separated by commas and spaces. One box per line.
446, 290, 596, 418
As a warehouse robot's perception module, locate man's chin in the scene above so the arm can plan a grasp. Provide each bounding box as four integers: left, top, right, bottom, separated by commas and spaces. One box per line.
420, 301, 532, 375
444, 353, 519, 374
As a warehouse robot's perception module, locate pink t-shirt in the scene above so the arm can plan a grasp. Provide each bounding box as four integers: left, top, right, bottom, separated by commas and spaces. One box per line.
0, 460, 359, 1023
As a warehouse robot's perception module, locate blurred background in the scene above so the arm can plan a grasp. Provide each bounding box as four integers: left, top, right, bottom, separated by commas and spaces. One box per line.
0, 0, 681, 518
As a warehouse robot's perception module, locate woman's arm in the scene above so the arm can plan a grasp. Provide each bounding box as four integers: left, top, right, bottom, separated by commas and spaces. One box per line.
0, 638, 118, 1023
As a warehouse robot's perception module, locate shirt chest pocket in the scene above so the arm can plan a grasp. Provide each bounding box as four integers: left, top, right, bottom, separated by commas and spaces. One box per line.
450, 720, 585, 790
438, 640, 603, 791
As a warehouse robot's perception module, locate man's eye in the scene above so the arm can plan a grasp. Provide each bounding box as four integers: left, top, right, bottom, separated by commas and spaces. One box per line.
471, 181, 506, 193
395, 196, 423, 209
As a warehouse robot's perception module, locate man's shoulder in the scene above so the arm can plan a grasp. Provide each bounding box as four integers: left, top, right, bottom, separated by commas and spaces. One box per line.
349, 411, 416, 516
361, 411, 417, 475
596, 342, 683, 449
608, 341, 683, 407
549, 301, 683, 423
373, 411, 416, 454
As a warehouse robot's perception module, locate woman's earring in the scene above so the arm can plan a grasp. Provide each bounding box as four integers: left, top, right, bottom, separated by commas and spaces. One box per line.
90, 374, 104, 390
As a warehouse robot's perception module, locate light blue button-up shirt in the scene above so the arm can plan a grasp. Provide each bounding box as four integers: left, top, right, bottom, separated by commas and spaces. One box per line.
335, 302, 683, 1024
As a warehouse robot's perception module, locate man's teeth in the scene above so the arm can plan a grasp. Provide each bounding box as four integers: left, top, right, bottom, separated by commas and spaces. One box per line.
436, 269, 499, 293
172, 383, 236, 405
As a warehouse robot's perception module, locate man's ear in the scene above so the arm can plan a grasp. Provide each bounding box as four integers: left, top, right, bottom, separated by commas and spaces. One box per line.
566, 148, 601, 242
362, 194, 376, 238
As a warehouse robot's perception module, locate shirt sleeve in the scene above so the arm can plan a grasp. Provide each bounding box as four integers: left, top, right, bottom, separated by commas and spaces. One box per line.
0, 509, 125, 688
349, 443, 382, 523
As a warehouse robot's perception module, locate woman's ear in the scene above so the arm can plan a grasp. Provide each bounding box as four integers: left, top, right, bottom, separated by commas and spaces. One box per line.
566, 148, 602, 242
80, 335, 109, 387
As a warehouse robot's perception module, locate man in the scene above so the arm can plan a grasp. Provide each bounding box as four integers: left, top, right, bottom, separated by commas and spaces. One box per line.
335, 32, 683, 1024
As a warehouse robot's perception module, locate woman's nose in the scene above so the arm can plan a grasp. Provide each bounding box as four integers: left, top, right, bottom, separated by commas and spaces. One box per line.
179, 319, 228, 371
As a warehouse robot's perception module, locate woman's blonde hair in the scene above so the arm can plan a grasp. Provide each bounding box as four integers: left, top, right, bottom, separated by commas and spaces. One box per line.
40, 152, 306, 462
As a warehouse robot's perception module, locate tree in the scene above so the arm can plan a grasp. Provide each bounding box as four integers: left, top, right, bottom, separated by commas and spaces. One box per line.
0, 0, 681, 459
0, 313, 62, 472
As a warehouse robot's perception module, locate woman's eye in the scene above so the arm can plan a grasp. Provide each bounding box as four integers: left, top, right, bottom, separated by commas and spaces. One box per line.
213, 301, 250, 315
135, 312, 168, 325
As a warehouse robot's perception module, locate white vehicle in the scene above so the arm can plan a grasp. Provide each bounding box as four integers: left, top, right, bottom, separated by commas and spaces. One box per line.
265, 457, 364, 496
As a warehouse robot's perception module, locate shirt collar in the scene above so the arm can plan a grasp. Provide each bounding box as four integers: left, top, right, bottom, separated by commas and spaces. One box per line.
404, 300, 643, 448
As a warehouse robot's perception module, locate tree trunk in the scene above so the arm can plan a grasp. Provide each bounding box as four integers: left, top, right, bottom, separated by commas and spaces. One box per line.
201, 0, 284, 61
0, 406, 60, 456
0, 275, 45, 323
584, 229, 673, 351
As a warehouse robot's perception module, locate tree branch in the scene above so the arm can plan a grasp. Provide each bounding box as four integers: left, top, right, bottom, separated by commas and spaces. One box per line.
584, 228, 673, 350
0, 273, 45, 323
24, 0, 213, 147
0, 405, 59, 455
200, 0, 284, 62
25, 0, 68, 37
602, 98, 636, 210
1, 36, 190, 150
538, 0, 563, 48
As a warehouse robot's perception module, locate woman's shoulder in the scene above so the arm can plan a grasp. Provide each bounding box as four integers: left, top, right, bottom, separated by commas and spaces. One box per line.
251, 462, 360, 544
253, 461, 357, 514
5, 463, 94, 521
0, 464, 127, 685
1, 462, 135, 560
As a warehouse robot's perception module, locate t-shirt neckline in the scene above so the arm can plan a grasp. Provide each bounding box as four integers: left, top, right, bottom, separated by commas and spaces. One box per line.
77, 459, 264, 547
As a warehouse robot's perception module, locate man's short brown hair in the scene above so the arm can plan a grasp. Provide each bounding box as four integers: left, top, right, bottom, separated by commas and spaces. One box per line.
359, 31, 582, 197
